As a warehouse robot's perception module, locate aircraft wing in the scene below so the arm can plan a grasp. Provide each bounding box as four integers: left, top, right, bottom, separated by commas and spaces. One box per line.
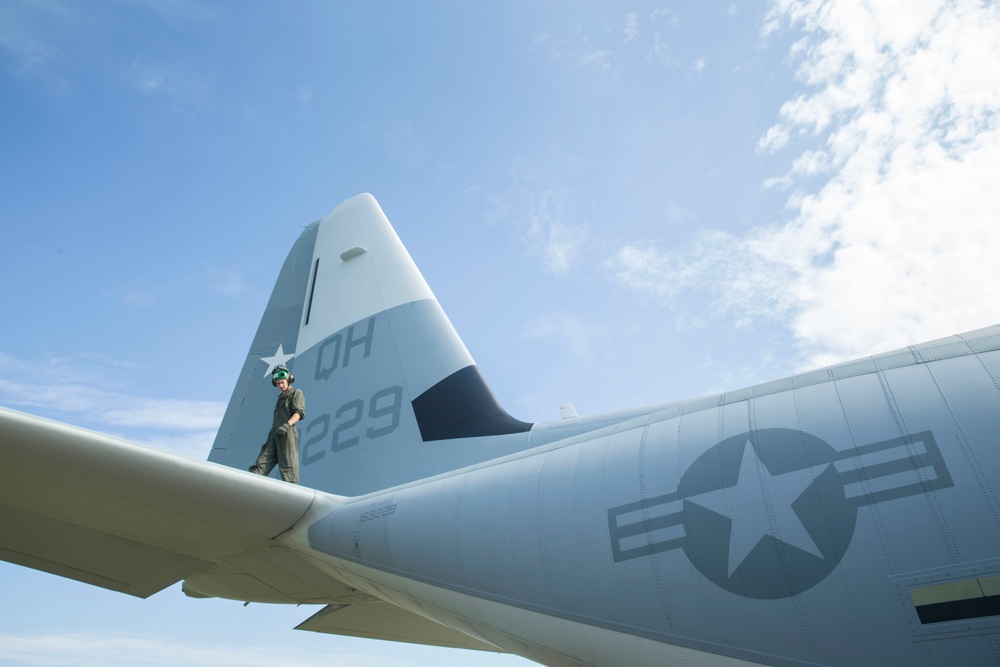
0, 405, 328, 599
0, 405, 506, 652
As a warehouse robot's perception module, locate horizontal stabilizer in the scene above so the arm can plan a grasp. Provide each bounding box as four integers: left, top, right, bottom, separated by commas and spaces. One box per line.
296, 602, 503, 653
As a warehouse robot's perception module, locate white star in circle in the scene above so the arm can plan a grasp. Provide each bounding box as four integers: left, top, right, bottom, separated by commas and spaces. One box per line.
686, 439, 824, 577
260, 344, 295, 377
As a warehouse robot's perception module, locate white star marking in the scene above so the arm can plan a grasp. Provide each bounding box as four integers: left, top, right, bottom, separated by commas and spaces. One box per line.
260, 344, 294, 376
686, 439, 823, 577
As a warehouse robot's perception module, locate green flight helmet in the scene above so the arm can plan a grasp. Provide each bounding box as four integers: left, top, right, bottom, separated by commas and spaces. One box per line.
271, 365, 294, 387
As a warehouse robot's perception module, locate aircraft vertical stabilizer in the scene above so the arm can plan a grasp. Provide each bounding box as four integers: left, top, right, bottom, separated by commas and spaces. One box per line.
209, 194, 531, 495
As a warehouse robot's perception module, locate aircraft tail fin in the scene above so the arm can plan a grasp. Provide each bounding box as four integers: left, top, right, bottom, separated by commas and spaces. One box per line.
209, 194, 531, 495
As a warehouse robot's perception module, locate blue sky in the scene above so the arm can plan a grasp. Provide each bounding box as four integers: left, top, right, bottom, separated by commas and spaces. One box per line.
2, 1, 999, 665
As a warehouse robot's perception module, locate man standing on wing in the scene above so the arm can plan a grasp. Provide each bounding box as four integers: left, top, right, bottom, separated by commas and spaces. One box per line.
248, 365, 305, 484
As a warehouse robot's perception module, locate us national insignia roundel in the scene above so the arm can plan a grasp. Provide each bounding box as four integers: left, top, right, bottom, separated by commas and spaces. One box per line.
608, 428, 952, 599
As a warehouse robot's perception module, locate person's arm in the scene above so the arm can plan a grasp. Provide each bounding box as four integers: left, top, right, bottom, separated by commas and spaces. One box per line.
288, 389, 305, 426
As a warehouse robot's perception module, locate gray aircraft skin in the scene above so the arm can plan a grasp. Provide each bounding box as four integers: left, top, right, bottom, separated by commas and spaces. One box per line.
2, 194, 999, 666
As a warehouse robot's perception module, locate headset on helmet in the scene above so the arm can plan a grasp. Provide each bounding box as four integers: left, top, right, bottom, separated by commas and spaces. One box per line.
271, 365, 294, 386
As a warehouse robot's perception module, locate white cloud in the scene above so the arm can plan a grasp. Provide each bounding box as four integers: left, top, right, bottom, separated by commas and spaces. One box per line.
489, 172, 588, 276
1, 0, 216, 89
120, 56, 211, 111
0, 632, 410, 667
757, 122, 791, 153
623, 12, 638, 44
663, 199, 697, 226
646, 32, 680, 67
0, 379, 224, 431
759, 0, 1000, 364
521, 312, 612, 364
296, 86, 314, 104
207, 266, 249, 298
108, 282, 156, 308
762, 174, 793, 190
0, 31, 57, 76
139, 0, 217, 26
0, 0, 71, 86
0, 352, 225, 457
578, 49, 614, 71
139, 430, 218, 459
535, 31, 617, 73
649, 8, 677, 24
612, 0, 1000, 367
605, 226, 797, 329
789, 148, 828, 177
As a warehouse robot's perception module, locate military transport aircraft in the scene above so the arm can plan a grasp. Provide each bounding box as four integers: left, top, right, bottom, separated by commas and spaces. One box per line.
2, 194, 999, 666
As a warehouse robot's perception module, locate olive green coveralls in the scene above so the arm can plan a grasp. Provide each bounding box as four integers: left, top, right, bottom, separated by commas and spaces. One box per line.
249, 386, 305, 483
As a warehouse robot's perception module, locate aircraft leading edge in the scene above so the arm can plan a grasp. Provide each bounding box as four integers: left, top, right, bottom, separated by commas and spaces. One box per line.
2, 194, 999, 666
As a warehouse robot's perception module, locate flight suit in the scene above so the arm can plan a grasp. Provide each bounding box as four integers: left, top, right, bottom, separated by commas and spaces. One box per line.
249, 386, 305, 483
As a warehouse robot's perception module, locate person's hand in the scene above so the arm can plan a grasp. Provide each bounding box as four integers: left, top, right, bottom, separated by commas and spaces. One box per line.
276, 423, 289, 437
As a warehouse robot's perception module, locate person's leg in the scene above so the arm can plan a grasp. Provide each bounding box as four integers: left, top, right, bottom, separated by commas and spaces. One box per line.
248, 440, 277, 476
276, 428, 299, 484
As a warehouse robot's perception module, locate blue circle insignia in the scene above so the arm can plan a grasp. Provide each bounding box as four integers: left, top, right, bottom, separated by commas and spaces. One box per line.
677, 428, 855, 599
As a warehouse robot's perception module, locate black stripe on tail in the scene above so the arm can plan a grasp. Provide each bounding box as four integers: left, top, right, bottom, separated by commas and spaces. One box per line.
412, 366, 532, 441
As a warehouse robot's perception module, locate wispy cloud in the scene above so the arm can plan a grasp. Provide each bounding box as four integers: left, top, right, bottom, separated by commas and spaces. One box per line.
207, 266, 250, 299
577, 49, 614, 72
139, 430, 219, 460
0, 31, 58, 76
649, 8, 677, 24
1, 0, 215, 98
757, 0, 1000, 364
609, 0, 1000, 368
642, 7, 681, 69
623, 13, 639, 44
538, 8, 692, 73
0, 0, 69, 83
0, 379, 223, 431
120, 56, 212, 111
662, 199, 698, 226
520, 312, 613, 364
107, 281, 157, 308
535, 33, 617, 73
0, 632, 411, 667
604, 226, 798, 329
137, 0, 217, 27
379, 118, 429, 166
489, 170, 588, 276
107, 267, 250, 308
0, 352, 224, 457
646, 32, 680, 67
